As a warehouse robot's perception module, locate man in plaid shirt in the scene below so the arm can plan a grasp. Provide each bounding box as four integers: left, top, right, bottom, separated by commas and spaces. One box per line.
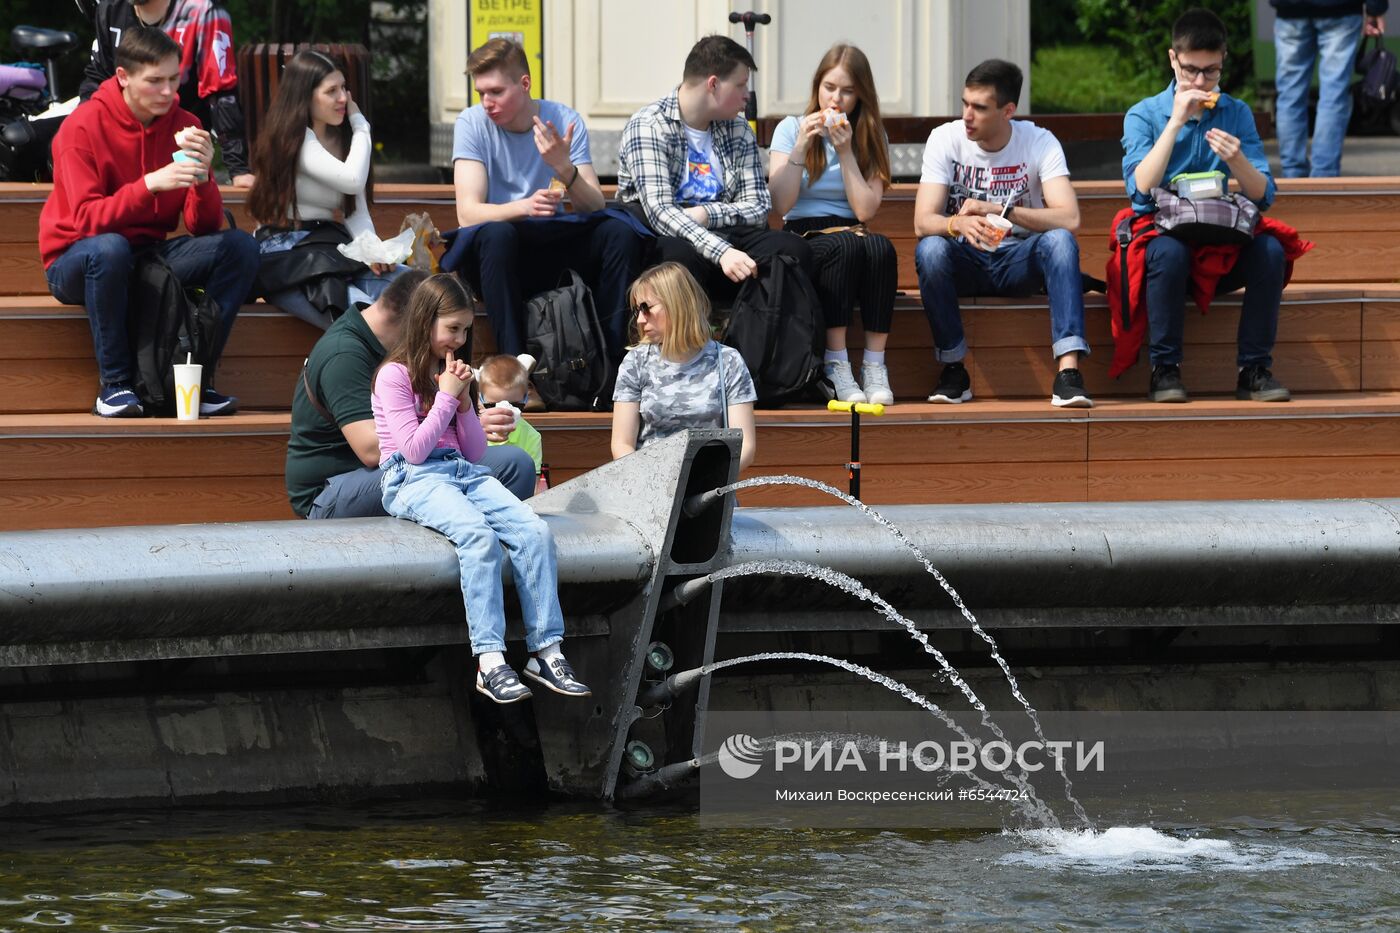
616, 35, 811, 300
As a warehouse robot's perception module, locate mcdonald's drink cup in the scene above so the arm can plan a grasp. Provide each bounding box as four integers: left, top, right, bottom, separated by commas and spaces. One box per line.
985, 213, 1013, 249
173, 363, 202, 420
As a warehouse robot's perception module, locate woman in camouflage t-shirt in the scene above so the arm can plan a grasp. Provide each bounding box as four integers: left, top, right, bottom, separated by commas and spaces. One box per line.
611, 262, 757, 469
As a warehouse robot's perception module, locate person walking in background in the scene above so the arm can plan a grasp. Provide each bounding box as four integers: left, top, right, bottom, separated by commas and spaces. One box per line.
249, 49, 402, 330
611, 262, 757, 470
913, 59, 1092, 408
373, 273, 591, 704
1272, 0, 1388, 178
768, 43, 898, 406
81, 0, 254, 187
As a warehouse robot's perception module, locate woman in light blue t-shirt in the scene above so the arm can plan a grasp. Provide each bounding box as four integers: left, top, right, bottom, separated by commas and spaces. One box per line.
768, 44, 897, 405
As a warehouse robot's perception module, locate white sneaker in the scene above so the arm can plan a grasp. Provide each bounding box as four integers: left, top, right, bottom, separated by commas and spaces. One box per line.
823, 360, 866, 403
860, 361, 894, 405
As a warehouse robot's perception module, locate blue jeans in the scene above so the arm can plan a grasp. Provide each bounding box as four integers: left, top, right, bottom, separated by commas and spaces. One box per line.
380, 449, 564, 657
1143, 233, 1285, 368
306, 444, 537, 517
463, 217, 644, 358
46, 230, 259, 386
914, 229, 1089, 362
1274, 14, 1364, 178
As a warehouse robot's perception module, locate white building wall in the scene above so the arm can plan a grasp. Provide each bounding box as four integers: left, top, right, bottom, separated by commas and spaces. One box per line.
428, 0, 1031, 169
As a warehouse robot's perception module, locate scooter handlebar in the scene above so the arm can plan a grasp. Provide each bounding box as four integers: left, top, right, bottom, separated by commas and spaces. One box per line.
727, 11, 773, 27
827, 400, 885, 416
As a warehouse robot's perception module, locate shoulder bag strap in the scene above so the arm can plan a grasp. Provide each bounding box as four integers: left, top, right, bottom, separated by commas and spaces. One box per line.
716, 342, 730, 429
301, 361, 336, 425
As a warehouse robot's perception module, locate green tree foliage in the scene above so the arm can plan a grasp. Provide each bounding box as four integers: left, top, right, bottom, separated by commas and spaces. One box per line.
1032, 0, 1084, 47
1073, 0, 1257, 99
221, 0, 372, 45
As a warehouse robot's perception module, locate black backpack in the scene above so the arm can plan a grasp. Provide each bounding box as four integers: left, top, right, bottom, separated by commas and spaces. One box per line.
724, 254, 824, 406
127, 250, 220, 416
525, 269, 610, 411
1353, 35, 1399, 134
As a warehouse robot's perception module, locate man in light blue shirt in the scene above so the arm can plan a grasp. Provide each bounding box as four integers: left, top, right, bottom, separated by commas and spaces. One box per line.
1121, 8, 1290, 404
451, 38, 642, 366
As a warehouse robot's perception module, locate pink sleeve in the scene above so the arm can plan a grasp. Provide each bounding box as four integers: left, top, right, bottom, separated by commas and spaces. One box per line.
455, 402, 487, 462
374, 364, 462, 464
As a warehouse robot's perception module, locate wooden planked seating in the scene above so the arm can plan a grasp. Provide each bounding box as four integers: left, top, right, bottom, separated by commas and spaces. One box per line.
1, 179, 1398, 530
5, 391, 1400, 529
3, 178, 1399, 295
2, 284, 1396, 415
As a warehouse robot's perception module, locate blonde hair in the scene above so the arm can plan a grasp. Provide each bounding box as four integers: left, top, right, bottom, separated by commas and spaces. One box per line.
626, 262, 712, 362
476, 354, 529, 397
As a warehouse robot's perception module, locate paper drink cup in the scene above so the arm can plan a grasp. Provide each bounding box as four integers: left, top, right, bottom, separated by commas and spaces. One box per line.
173, 363, 202, 421
985, 213, 1013, 249
172, 149, 207, 183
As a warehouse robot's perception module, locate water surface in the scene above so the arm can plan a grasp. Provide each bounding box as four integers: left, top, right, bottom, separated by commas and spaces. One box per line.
2, 797, 1397, 930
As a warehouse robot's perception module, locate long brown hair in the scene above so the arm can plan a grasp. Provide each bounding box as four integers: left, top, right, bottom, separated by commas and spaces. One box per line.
380, 273, 476, 407
248, 49, 373, 225
802, 44, 890, 186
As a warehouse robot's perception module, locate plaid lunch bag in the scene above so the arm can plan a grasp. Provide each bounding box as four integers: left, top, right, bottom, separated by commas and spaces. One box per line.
1151, 185, 1260, 246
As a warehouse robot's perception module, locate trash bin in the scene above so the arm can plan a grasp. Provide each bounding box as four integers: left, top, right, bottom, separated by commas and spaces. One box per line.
238, 43, 372, 152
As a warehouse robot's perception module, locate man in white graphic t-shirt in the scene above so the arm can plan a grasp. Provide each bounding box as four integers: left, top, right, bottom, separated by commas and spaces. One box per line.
913, 59, 1092, 409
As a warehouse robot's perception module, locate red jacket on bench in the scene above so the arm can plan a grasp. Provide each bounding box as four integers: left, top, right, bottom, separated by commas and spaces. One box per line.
1105, 207, 1314, 378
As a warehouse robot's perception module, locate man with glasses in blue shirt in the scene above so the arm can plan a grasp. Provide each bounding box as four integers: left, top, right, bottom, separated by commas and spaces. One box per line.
1122, 7, 1291, 403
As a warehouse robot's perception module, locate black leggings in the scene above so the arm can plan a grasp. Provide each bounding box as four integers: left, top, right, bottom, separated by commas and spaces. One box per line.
786, 220, 897, 334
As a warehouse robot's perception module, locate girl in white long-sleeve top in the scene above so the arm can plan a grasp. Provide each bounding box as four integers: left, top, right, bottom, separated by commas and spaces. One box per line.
249, 49, 402, 329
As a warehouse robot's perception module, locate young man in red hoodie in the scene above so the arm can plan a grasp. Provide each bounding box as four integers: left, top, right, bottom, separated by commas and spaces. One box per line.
41, 26, 258, 417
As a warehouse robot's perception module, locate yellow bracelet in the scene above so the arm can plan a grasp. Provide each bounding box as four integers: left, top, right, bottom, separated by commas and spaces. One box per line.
946, 216, 957, 238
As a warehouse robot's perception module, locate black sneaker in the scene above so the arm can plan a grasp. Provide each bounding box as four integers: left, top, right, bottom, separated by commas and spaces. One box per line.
1148, 364, 1189, 403
475, 665, 533, 704
523, 654, 592, 697
1236, 365, 1291, 402
927, 362, 972, 404
199, 387, 239, 416
1051, 368, 1093, 408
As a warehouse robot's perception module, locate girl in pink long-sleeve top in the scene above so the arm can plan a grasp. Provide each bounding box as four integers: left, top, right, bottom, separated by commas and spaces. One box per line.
372, 273, 591, 704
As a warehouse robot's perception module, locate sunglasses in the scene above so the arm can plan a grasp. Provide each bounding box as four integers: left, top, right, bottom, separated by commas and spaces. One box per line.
632, 300, 664, 316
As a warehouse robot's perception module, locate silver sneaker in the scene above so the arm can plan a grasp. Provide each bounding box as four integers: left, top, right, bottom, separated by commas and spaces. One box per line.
860, 361, 894, 405
823, 360, 866, 403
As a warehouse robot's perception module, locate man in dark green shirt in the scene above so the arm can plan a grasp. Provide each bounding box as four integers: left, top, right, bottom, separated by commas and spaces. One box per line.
286, 270, 534, 518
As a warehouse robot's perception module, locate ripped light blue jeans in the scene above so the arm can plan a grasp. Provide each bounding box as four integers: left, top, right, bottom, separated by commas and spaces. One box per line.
380, 449, 564, 656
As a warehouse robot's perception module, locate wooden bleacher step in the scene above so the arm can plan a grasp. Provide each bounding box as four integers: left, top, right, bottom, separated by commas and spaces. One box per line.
1, 178, 1398, 529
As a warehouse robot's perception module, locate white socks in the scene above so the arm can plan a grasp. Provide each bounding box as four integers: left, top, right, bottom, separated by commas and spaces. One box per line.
827, 348, 888, 366
481, 645, 565, 670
